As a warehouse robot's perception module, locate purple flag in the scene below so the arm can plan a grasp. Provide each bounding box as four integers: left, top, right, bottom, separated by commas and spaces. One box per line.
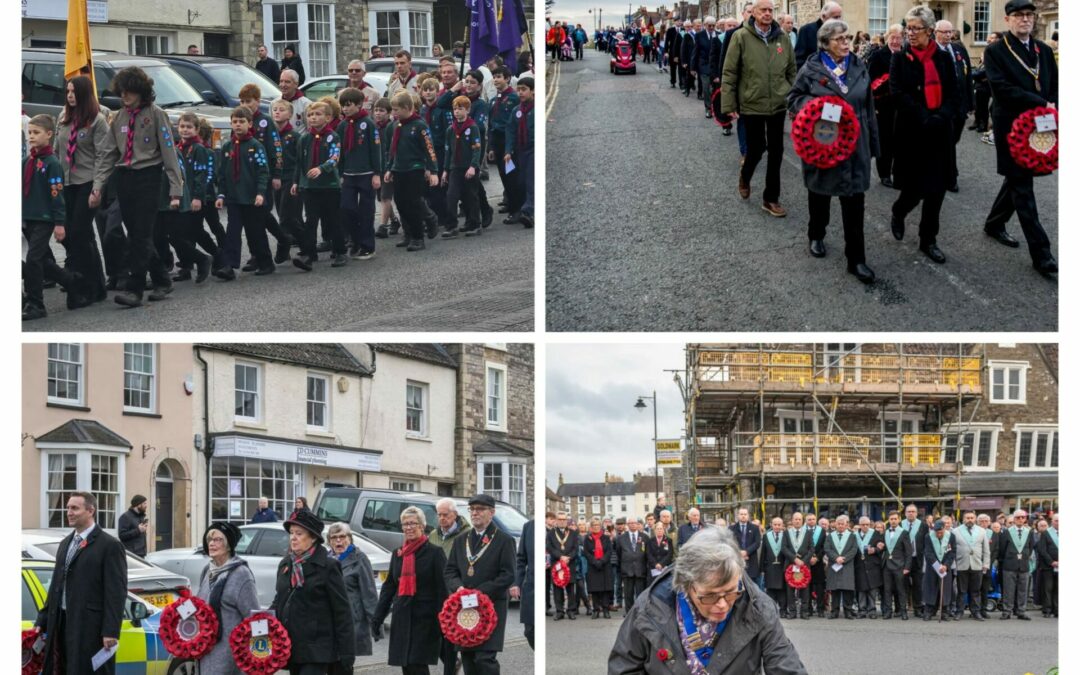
497, 0, 527, 71
469, 0, 500, 70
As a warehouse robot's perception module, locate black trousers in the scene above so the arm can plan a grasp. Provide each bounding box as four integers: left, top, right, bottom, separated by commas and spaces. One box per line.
670, 58, 679, 85
62, 182, 106, 300
24, 221, 75, 311
682, 67, 694, 94
545, 568, 552, 610
973, 88, 991, 129
154, 210, 203, 272
621, 575, 645, 613
809, 570, 826, 613
460, 650, 498, 675
523, 623, 533, 650
980, 566, 994, 613
786, 583, 810, 615
701, 74, 713, 111
223, 203, 273, 269
957, 570, 983, 612
575, 43, 584, 59
882, 567, 908, 616
892, 186, 946, 246
300, 189, 344, 258
402, 666, 430, 675
807, 190, 866, 264
491, 132, 522, 214
984, 175, 1053, 262
392, 170, 430, 241
875, 107, 897, 180
271, 183, 303, 241
590, 590, 611, 612
830, 589, 855, 615
447, 168, 481, 230
574, 578, 589, 611
340, 174, 377, 252
766, 587, 788, 614
907, 559, 924, 612
440, 636, 458, 675
553, 580, 577, 615
1040, 568, 1058, 614
741, 112, 786, 204
93, 198, 128, 282
202, 199, 227, 246
116, 165, 171, 294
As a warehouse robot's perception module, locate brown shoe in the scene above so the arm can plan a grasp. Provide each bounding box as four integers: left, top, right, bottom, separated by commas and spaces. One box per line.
738, 175, 750, 199
762, 201, 787, 217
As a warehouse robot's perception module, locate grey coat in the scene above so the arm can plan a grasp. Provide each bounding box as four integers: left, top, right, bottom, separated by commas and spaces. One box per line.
823, 532, 858, 591
608, 569, 807, 675
787, 51, 879, 197
195, 557, 260, 675
337, 546, 379, 656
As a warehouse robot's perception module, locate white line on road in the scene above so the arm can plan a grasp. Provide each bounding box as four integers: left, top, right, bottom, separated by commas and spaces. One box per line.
546, 60, 560, 119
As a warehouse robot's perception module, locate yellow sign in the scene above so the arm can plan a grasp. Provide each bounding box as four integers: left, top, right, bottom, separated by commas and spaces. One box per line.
655, 439, 681, 451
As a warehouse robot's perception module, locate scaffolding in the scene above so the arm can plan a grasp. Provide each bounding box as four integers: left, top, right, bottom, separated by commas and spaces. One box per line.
684, 343, 985, 521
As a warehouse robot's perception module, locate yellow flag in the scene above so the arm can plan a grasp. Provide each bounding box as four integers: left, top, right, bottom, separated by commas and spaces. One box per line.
64, 0, 97, 98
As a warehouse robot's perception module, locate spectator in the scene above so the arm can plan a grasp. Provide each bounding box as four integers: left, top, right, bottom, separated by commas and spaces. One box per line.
250, 496, 280, 523
280, 44, 306, 85
255, 44, 281, 83
118, 494, 149, 556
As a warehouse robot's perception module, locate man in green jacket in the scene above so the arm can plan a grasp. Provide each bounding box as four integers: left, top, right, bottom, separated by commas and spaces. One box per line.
720, 0, 796, 218
433, 498, 472, 675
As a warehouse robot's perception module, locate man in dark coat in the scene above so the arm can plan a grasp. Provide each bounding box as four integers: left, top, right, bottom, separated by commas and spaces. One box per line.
117, 494, 148, 556
680, 22, 697, 97
935, 21, 973, 192
691, 16, 718, 114
922, 520, 956, 620
824, 515, 857, 619
255, 44, 281, 84
543, 512, 554, 616
445, 494, 517, 675
761, 517, 789, 616
280, 44, 306, 85
901, 504, 928, 617
35, 492, 128, 675
513, 519, 534, 648
545, 511, 579, 620
795, 2, 842, 68
998, 508, 1035, 619
666, 20, 683, 88
615, 517, 648, 614
677, 507, 708, 544
982, 0, 1059, 276
714, 5, 752, 144
853, 516, 885, 618
1036, 513, 1058, 617
782, 512, 813, 619
882, 510, 913, 620
977, 513, 998, 619
729, 507, 761, 582
807, 515, 828, 617
250, 496, 280, 522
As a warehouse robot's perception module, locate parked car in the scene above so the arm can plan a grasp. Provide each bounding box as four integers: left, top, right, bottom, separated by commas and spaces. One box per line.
364, 57, 442, 95
21, 558, 185, 674
146, 523, 391, 608
154, 54, 281, 114
21, 48, 233, 147
300, 74, 351, 101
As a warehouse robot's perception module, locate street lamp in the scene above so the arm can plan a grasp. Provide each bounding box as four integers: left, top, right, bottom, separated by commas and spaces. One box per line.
633, 391, 660, 505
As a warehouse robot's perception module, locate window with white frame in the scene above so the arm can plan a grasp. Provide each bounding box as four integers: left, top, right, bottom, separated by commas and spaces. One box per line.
374, 11, 402, 52
369, 4, 433, 57
44, 453, 77, 528
578, 504, 585, 515
941, 425, 998, 470
306, 374, 329, 430
989, 361, 1027, 404
47, 343, 84, 405
269, 3, 300, 59
42, 452, 125, 529
868, 0, 889, 37
479, 461, 526, 510
263, 3, 337, 78
408, 11, 431, 57
823, 343, 860, 382
508, 463, 525, 511
881, 413, 921, 463
307, 4, 333, 77
1015, 426, 1058, 470
482, 462, 502, 500
391, 479, 417, 491
486, 363, 507, 430
406, 381, 428, 436
577, 496, 584, 503
123, 343, 155, 413
130, 32, 172, 56
973, 1, 991, 43
235, 362, 262, 422
592, 495, 600, 503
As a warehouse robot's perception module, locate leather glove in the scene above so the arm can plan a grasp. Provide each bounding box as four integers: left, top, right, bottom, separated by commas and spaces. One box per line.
340, 656, 355, 671
372, 623, 383, 641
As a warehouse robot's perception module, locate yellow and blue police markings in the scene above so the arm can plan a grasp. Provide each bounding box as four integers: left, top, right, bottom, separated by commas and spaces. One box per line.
21, 559, 186, 674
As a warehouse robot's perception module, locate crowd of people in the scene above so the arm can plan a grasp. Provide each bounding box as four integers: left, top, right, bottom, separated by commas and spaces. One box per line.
22, 48, 535, 321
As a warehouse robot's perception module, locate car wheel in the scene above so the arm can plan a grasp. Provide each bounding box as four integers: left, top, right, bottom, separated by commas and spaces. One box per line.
168, 658, 196, 675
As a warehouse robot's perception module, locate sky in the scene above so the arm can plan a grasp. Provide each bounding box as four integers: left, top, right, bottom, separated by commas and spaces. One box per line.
545, 344, 686, 490
548, 0, 644, 34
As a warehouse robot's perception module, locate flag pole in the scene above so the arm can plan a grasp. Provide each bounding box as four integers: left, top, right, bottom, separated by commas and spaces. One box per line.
460, 24, 470, 80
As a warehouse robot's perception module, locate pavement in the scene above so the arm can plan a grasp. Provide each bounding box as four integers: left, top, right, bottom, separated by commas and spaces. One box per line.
544, 601, 1058, 674
29, 177, 534, 332
545, 54, 1058, 332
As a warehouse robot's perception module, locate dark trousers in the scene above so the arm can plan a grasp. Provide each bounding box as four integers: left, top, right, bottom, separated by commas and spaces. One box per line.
271, 183, 302, 241
116, 165, 171, 294
875, 107, 896, 180
553, 580, 577, 615
701, 73, 712, 111
429, 151, 453, 227
786, 582, 810, 616
460, 650, 498, 675
289, 666, 328, 675
1040, 568, 1057, 615
980, 567, 994, 613
550, 43, 559, 61
402, 666, 430, 675
682, 68, 694, 95
392, 170, 429, 241
907, 559, 924, 612
807, 190, 866, 264
447, 168, 481, 230
524, 623, 534, 650
892, 186, 946, 246
766, 587, 787, 614
440, 637, 458, 675
670, 59, 679, 86
590, 590, 611, 613
62, 182, 106, 301
574, 578, 589, 611
545, 569, 552, 610
492, 133, 523, 214
94, 198, 128, 283
621, 575, 645, 612
957, 569, 983, 612
984, 175, 1053, 262
575, 43, 584, 59
883, 567, 908, 616
202, 199, 227, 246
612, 565, 622, 603
741, 112, 786, 204
830, 589, 854, 615
1001, 569, 1029, 615
187, 210, 220, 262
300, 189, 344, 258
809, 569, 826, 614
973, 88, 991, 129
340, 174, 377, 252
521, 148, 534, 216
223, 203, 273, 269
858, 588, 879, 614
154, 210, 203, 272
23, 221, 73, 310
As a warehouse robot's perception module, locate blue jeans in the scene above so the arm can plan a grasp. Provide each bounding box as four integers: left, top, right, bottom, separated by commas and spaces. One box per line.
339, 174, 376, 253
521, 148, 534, 217
737, 116, 748, 156
612, 565, 622, 603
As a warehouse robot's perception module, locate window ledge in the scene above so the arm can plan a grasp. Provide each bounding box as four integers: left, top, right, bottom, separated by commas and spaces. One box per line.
234, 419, 268, 431
306, 429, 335, 439
123, 410, 162, 419
47, 401, 90, 412
406, 433, 432, 443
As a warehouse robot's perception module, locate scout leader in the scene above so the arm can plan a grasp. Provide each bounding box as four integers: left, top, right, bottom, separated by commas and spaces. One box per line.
445, 494, 516, 675
213, 106, 274, 280
336, 87, 382, 260
441, 96, 484, 239
383, 91, 439, 252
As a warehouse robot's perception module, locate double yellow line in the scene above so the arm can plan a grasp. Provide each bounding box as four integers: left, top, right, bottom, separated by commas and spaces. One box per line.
545, 59, 560, 119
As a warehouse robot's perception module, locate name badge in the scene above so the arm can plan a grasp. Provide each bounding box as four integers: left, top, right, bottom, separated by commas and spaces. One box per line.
1035, 114, 1057, 133
251, 619, 269, 637
821, 102, 843, 123
461, 593, 479, 609
177, 599, 197, 620
121, 126, 129, 133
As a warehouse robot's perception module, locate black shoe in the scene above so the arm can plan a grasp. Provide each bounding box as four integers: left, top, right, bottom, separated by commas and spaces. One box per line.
406, 238, 426, 251
66, 292, 93, 310
292, 256, 313, 272
809, 239, 826, 258
520, 214, 534, 228
214, 266, 237, 281
464, 226, 483, 237
195, 254, 212, 283
890, 215, 904, 240
723, 128, 732, 136
441, 229, 459, 238
603, 609, 611, 619
881, 176, 894, 188
848, 263, 876, 284
900, 613, 909, 620
275, 237, 293, 264
105, 277, 119, 291
172, 268, 193, 282
985, 229, 1020, 247
545, 609, 553, 617
592, 611, 601, 619
705, 110, 712, 119
941, 614, 951, 622
254, 266, 276, 276
554, 613, 564, 621
971, 613, 984, 621
479, 169, 489, 181
1016, 614, 1031, 621
147, 285, 173, 302
242, 261, 258, 272
947, 183, 959, 193
425, 216, 439, 239
316, 241, 332, 253
389, 218, 401, 235
980, 611, 990, 619
567, 613, 576, 620
481, 208, 494, 228
331, 254, 348, 267
1000, 613, 1011, 620
114, 291, 143, 307
395, 238, 410, 247
22, 305, 47, 321
920, 244, 947, 264
1034, 255, 1058, 277
375, 224, 390, 239
882, 613, 892, 620
504, 213, 522, 225
801, 613, 809, 620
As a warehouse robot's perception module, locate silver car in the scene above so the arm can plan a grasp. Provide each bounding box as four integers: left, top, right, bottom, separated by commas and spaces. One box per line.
147, 523, 391, 608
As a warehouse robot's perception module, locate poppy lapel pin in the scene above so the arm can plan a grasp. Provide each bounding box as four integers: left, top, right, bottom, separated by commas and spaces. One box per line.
657, 648, 672, 662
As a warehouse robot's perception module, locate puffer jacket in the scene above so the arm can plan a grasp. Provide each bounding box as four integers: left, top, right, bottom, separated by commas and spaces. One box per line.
720, 18, 797, 116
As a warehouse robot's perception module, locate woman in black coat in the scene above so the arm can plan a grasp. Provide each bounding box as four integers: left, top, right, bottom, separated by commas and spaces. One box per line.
372, 506, 449, 674
271, 511, 355, 675
581, 517, 614, 619
645, 521, 674, 572
867, 25, 903, 187
280, 44, 307, 85
888, 6, 960, 265
327, 522, 378, 661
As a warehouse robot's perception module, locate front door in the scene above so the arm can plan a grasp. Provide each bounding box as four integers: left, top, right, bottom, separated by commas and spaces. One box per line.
155, 480, 173, 551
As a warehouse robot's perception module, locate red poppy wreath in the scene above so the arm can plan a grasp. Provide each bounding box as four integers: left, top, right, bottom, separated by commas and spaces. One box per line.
785, 563, 811, 589
159, 590, 220, 660
551, 560, 571, 588
791, 95, 860, 170
22, 629, 45, 675
229, 612, 291, 675
439, 588, 498, 648
1008, 106, 1058, 175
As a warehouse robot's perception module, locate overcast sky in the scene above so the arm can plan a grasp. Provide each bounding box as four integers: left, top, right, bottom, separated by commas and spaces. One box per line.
548, 0, 643, 34
545, 344, 686, 490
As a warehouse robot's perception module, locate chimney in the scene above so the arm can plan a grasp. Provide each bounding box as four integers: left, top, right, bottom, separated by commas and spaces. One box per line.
558, 472, 564, 487
604, 472, 609, 482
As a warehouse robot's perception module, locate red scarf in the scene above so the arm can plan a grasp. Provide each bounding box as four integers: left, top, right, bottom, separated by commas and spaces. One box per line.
327, 116, 341, 133
397, 534, 428, 597
342, 110, 369, 153
122, 106, 143, 165
283, 89, 303, 102
423, 104, 434, 127
516, 102, 533, 149
390, 113, 420, 158
231, 131, 253, 180
176, 134, 205, 156
23, 145, 54, 197
451, 117, 476, 163
909, 43, 942, 110
278, 122, 294, 136
492, 89, 511, 118
308, 124, 327, 169
591, 532, 604, 559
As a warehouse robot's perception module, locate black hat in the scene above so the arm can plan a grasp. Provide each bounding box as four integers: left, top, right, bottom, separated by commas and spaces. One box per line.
1004, 0, 1036, 14
468, 494, 496, 508
615, 517, 627, 525
204, 521, 242, 555
284, 509, 325, 544
130, 494, 147, 508
284, 43, 296, 54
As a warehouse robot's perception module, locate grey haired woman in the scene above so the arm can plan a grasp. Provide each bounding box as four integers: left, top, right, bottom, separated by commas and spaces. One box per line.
327, 522, 379, 661
195, 521, 260, 674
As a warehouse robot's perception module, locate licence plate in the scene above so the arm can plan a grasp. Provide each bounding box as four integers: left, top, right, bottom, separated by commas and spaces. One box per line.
143, 592, 176, 608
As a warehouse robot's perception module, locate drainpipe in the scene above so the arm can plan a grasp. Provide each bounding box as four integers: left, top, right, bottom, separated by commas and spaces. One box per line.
355, 345, 378, 488
195, 347, 212, 530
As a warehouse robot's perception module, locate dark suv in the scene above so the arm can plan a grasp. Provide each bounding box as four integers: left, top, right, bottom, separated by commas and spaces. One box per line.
22, 48, 234, 146
153, 54, 281, 114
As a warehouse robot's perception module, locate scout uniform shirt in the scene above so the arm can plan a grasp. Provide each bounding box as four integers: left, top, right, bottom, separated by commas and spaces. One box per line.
504, 100, 534, 156
338, 111, 382, 176
421, 100, 448, 165
277, 123, 299, 187
160, 138, 210, 212
216, 134, 270, 204
250, 110, 284, 181
294, 124, 341, 189
106, 104, 184, 198
53, 111, 114, 191
488, 87, 521, 144
465, 94, 489, 151
375, 120, 392, 177
443, 118, 482, 172
386, 115, 438, 173
23, 149, 65, 223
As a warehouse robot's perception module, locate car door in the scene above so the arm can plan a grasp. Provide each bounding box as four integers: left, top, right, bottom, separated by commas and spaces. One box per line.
245, 527, 290, 608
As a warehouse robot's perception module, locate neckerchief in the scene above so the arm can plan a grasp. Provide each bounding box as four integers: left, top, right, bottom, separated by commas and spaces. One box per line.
676, 591, 727, 673
885, 527, 902, 555
909, 42, 942, 110
451, 117, 476, 163
288, 545, 316, 588
66, 124, 80, 171
283, 90, 303, 103
855, 529, 875, 553
830, 530, 852, 557
516, 102, 533, 149
23, 145, 54, 197
397, 534, 428, 597
390, 113, 420, 158
335, 543, 356, 561
278, 122, 294, 136
1003, 32, 1041, 84
395, 70, 418, 87
1008, 525, 1031, 553
820, 50, 850, 87
1046, 526, 1059, 549
492, 89, 511, 118
122, 105, 144, 165
788, 525, 807, 551
422, 103, 435, 126
230, 131, 253, 180
591, 532, 604, 559
327, 116, 341, 133
307, 125, 327, 169
957, 523, 982, 549
929, 533, 949, 561
176, 134, 204, 158
766, 530, 783, 557
342, 110, 369, 153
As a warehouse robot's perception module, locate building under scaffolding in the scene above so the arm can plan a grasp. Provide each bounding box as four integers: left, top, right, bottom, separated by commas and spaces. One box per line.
684, 343, 988, 522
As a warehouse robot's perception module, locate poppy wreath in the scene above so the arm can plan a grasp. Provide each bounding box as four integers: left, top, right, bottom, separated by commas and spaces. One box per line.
785, 563, 811, 590
791, 95, 861, 170
438, 587, 498, 648
1008, 106, 1058, 175
229, 612, 291, 675
159, 589, 219, 659
551, 560, 571, 588
22, 630, 45, 675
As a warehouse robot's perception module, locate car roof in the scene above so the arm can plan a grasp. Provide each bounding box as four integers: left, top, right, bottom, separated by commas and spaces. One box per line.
240, 522, 391, 550
22, 48, 171, 68
154, 54, 249, 65
22, 559, 52, 570
365, 57, 442, 66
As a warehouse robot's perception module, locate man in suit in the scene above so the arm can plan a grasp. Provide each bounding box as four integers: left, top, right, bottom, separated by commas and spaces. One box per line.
806, 514, 828, 617
982, 0, 1059, 277
882, 510, 913, 620
616, 517, 648, 614
713, 4, 751, 142
922, 520, 956, 620
666, 20, 683, 88
761, 516, 789, 615
691, 16, 718, 116
782, 511, 812, 619
901, 503, 927, 617
545, 511, 579, 620
794, 1, 841, 68
952, 510, 991, 620
1036, 513, 1058, 617
445, 494, 517, 675
543, 512, 555, 616
824, 515, 858, 619
729, 507, 761, 584
998, 508, 1035, 620
677, 507, 707, 544
935, 21, 973, 192
34, 491, 128, 675
512, 519, 534, 648
680, 20, 698, 97
977, 513, 998, 619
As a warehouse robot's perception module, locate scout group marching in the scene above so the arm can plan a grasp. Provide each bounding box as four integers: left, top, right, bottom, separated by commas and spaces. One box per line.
546, 503, 1058, 624
28, 491, 533, 674
21, 50, 535, 321
595, 0, 1058, 285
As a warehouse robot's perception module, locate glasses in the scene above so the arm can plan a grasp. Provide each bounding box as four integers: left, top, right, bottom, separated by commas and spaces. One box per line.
402, 522, 422, 529
1012, 11, 1036, 20
830, 35, 854, 43
469, 506, 493, 513
348, 68, 364, 73
906, 26, 928, 33
692, 581, 744, 606
329, 534, 350, 540
207, 536, 227, 544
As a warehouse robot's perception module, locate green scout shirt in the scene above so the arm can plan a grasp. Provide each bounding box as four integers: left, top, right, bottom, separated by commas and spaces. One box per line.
251, 110, 283, 180
22, 152, 65, 223
159, 142, 209, 212
422, 102, 447, 164
387, 116, 438, 173
278, 125, 299, 186
294, 125, 341, 189
443, 119, 482, 171
488, 88, 521, 139
376, 120, 392, 172
216, 136, 270, 205
338, 113, 382, 175
505, 101, 534, 155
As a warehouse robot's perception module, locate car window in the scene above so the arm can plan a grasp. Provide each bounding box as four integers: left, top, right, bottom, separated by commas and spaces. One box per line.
255, 529, 289, 558
495, 505, 528, 533
26, 62, 67, 106
353, 534, 390, 556
365, 61, 396, 73
303, 80, 343, 101
21, 64, 34, 102
138, 64, 205, 105
21, 575, 39, 622
362, 499, 405, 532
34, 567, 55, 595
174, 65, 216, 97
235, 528, 258, 555
315, 491, 358, 523
94, 66, 114, 97
205, 63, 281, 99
